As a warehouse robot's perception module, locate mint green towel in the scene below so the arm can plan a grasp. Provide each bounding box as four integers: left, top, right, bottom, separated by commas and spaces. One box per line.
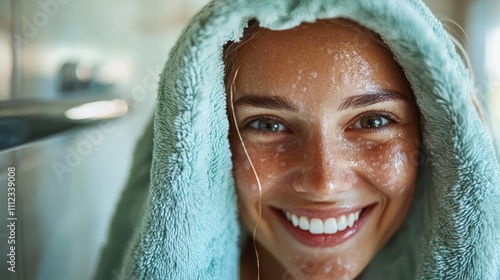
95, 0, 500, 279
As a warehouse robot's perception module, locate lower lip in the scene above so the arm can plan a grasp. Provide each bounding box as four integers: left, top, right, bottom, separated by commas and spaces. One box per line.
273, 205, 374, 248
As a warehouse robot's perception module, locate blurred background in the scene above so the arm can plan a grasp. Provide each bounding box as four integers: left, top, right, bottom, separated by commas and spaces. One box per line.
0, 0, 498, 279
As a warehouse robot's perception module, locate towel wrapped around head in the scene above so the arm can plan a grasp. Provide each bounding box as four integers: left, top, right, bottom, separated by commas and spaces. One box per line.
94, 0, 500, 279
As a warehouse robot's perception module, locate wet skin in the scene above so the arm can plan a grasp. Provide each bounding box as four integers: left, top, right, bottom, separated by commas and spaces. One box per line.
228, 19, 421, 280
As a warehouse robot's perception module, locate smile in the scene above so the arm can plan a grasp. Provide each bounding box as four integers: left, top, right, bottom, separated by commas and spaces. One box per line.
283, 210, 362, 235
273, 205, 374, 248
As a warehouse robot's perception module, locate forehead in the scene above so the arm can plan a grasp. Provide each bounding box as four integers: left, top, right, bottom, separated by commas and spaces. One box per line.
232, 19, 411, 98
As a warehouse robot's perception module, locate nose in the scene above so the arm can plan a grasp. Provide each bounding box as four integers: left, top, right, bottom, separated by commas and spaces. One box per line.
292, 134, 354, 199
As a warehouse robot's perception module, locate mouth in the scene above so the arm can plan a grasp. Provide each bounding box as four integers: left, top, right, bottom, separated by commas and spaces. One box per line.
272, 204, 375, 248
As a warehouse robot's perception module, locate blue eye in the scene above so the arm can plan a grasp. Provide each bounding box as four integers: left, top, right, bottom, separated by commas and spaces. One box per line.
352, 115, 390, 129
249, 119, 287, 132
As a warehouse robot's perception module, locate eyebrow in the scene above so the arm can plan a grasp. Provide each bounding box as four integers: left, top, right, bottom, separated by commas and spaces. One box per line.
234, 95, 299, 112
338, 89, 410, 111
233, 89, 410, 112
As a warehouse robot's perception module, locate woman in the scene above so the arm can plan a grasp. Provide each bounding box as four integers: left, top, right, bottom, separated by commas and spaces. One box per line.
226, 18, 421, 279
94, 0, 500, 279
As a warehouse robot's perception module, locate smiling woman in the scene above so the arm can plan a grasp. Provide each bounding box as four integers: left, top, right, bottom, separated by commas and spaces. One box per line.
226, 19, 421, 279
106, 0, 500, 279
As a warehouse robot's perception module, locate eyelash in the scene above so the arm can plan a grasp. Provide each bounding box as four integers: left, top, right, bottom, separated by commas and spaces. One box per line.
242, 110, 401, 136
242, 115, 290, 137
347, 109, 401, 133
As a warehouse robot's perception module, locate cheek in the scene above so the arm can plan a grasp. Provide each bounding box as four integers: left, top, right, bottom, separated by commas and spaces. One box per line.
354, 140, 419, 196
230, 142, 285, 203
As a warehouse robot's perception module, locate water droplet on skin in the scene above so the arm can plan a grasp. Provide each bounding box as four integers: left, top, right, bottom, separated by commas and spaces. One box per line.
310, 72, 318, 78
302, 87, 307, 93
291, 83, 297, 89
259, 157, 267, 163
276, 144, 286, 153
280, 162, 286, 167
250, 184, 257, 191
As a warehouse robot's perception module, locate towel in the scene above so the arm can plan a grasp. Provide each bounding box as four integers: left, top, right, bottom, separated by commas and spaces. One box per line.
94, 0, 500, 279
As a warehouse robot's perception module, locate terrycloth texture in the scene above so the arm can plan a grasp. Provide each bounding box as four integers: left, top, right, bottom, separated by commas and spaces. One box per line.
96, 0, 500, 279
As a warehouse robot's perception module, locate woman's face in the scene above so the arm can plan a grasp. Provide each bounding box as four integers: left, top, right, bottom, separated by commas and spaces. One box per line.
229, 20, 420, 279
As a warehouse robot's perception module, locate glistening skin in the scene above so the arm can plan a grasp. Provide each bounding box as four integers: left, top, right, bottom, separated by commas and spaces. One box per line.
228, 19, 420, 279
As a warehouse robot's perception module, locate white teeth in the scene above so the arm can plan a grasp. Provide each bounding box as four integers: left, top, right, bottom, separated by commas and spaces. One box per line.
291, 214, 299, 227
324, 218, 337, 234
283, 209, 362, 235
299, 216, 309, 230
347, 213, 355, 228
337, 215, 347, 231
309, 219, 323, 234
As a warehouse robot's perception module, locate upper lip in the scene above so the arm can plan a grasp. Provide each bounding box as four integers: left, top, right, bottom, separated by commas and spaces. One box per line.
272, 203, 374, 220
